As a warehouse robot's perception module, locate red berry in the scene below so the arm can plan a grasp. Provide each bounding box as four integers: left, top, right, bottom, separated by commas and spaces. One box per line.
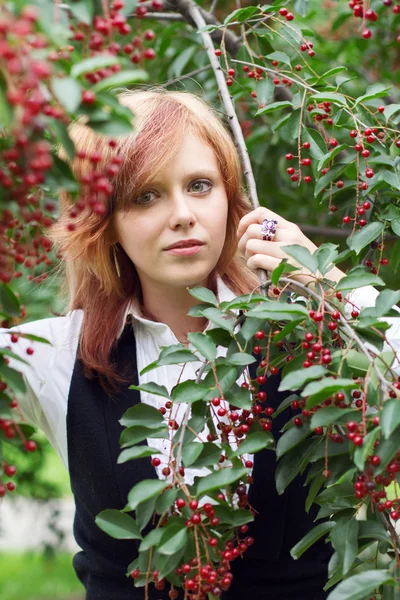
255, 330, 265, 340
144, 48, 156, 60
377, 106, 385, 113
81, 90, 96, 104
151, 457, 161, 467
293, 417, 303, 427
362, 29, 372, 39
25, 440, 37, 452
279, 7, 288, 15
336, 180, 344, 188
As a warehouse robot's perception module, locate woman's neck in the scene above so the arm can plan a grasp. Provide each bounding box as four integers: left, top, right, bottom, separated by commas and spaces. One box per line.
138, 276, 218, 344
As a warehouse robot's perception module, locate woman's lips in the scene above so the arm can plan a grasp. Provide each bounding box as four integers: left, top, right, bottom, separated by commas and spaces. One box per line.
164, 245, 204, 256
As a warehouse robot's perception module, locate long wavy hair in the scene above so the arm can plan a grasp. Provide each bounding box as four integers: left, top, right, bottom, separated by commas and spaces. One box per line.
46, 87, 259, 396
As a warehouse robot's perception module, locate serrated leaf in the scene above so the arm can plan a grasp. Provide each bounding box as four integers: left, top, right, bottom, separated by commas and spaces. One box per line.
95, 509, 142, 540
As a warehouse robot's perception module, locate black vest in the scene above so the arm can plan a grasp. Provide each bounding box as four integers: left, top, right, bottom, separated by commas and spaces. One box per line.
67, 321, 334, 599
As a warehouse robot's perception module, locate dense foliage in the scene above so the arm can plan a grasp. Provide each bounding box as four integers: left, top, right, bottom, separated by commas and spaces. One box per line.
0, 0, 400, 598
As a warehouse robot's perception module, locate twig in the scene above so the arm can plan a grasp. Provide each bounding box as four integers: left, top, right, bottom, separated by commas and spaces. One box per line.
161, 64, 212, 87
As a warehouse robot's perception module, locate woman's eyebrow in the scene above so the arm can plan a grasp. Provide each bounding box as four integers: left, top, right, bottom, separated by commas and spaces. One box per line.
148, 169, 220, 186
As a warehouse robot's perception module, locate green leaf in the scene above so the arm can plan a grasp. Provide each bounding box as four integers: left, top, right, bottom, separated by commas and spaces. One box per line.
71, 56, 120, 78
381, 399, 400, 439
223, 383, 252, 411
120, 403, 165, 428
302, 378, 358, 409
374, 426, 400, 475
139, 528, 164, 552
118, 445, 159, 464
128, 382, 169, 399
120, 426, 168, 448
355, 83, 392, 106
391, 218, 400, 234
279, 365, 327, 392
331, 516, 359, 576
196, 466, 247, 496
375, 289, 400, 316
281, 244, 319, 274
201, 308, 235, 333
270, 259, 297, 286
51, 77, 82, 113
0, 285, 21, 316
353, 427, 381, 471
68, 0, 94, 24
318, 144, 348, 171
92, 70, 149, 92
290, 521, 334, 559
247, 300, 309, 320
223, 6, 260, 24
276, 438, 320, 495
335, 272, 384, 292
188, 287, 218, 306
127, 480, 166, 511
348, 222, 386, 256
358, 521, 390, 544
223, 352, 256, 366
391, 240, 400, 274
187, 332, 217, 362
276, 420, 311, 458
310, 407, 359, 429
185, 442, 221, 469
182, 442, 203, 467
302, 128, 326, 160
256, 77, 274, 105
0, 82, 13, 128
378, 169, 400, 191
155, 488, 177, 515
294, 0, 309, 17
327, 570, 396, 600
255, 101, 294, 116
315, 243, 340, 276
231, 432, 273, 457
158, 521, 188, 555
95, 509, 142, 540
140, 349, 199, 374
285, 109, 301, 140
171, 380, 209, 404
203, 365, 238, 401
0, 364, 26, 394
89, 114, 134, 136
52, 120, 76, 160
319, 66, 348, 81
266, 51, 291, 66
310, 92, 347, 106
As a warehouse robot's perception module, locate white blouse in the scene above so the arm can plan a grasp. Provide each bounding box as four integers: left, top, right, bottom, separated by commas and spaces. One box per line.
0, 279, 399, 485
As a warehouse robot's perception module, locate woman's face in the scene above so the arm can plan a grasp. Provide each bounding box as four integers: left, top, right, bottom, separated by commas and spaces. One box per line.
112, 133, 229, 291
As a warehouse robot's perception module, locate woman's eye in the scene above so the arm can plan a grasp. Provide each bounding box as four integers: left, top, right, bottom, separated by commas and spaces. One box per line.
190, 179, 212, 193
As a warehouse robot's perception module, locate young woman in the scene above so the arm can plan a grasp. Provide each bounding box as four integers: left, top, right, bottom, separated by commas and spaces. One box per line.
1, 88, 399, 600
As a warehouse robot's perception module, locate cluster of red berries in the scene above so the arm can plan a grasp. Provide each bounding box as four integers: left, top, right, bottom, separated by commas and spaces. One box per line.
131, 515, 254, 597
307, 100, 333, 123
0, 461, 17, 498
348, 0, 400, 41
70, 0, 159, 67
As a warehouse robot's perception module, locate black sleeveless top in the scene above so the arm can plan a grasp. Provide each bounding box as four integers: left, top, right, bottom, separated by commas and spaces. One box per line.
67, 321, 334, 599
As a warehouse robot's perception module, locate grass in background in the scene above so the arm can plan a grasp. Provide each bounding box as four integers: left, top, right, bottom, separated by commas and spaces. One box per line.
0, 551, 84, 600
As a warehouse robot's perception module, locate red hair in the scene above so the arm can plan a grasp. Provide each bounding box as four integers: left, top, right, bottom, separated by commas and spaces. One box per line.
46, 87, 259, 395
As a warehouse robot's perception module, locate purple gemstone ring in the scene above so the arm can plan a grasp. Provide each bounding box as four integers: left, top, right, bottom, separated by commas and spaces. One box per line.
260, 218, 278, 241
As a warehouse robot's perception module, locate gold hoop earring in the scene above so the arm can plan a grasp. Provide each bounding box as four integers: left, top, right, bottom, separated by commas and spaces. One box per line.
112, 245, 121, 278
